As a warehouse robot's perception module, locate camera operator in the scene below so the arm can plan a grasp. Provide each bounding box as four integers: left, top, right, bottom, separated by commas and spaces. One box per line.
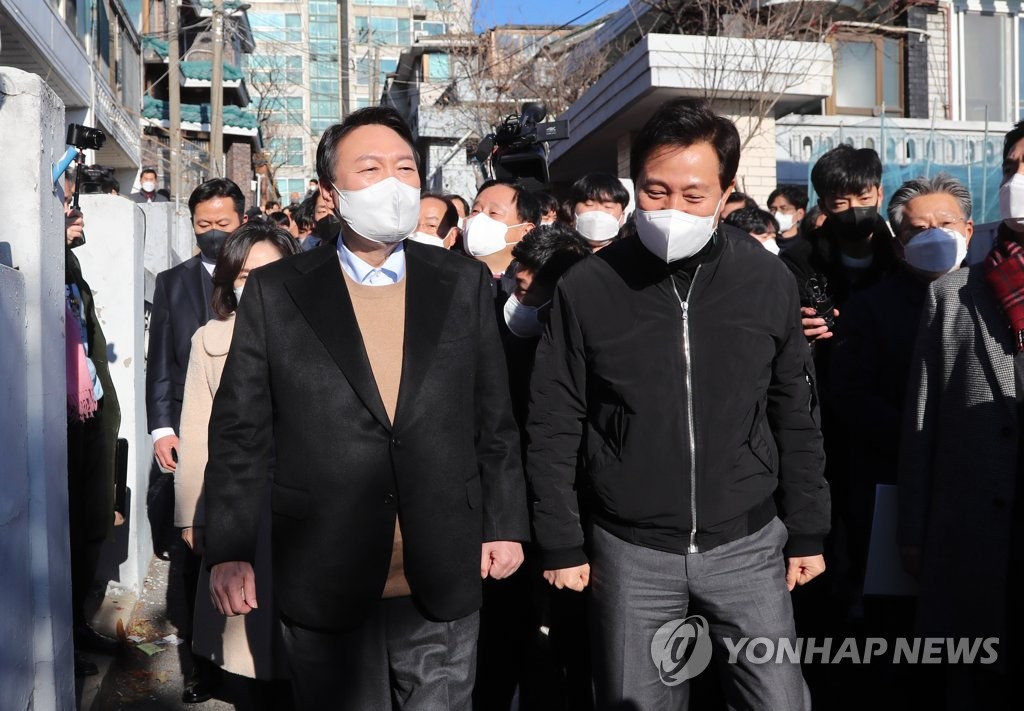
63, 167, 123, 677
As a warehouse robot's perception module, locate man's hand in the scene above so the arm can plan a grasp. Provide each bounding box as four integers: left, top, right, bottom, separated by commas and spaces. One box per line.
543, 564, 591, 592
210, 561, 257, 616
801, 306, 840, 342
65, 208, 84, 247
785, 554, 826, 591
182, 526, 205, 556
153, 434, 179, 472
480, 541, 524, 580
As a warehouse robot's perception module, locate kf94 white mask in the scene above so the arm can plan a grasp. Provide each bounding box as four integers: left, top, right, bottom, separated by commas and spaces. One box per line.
773, 211, 795, 233
634, 196, 724, 263
409, 231, 446, 248
333, 177, 420, 243
574, 210, 622, 244
463, 213, 525, 257
902, 227, 967, 277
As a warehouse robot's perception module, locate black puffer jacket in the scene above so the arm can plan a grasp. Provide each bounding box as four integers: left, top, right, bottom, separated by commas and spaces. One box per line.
526, 225, 830, 569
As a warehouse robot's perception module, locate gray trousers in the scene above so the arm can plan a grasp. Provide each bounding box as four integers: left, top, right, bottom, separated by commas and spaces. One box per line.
280, 597, 479, 711
589, 518, 811, 711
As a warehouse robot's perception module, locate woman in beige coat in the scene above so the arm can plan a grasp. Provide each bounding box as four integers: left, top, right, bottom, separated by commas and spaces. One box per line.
175, 222, 298, 686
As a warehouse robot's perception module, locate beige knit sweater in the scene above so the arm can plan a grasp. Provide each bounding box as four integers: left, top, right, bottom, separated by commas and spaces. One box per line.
343, 270, 411, 598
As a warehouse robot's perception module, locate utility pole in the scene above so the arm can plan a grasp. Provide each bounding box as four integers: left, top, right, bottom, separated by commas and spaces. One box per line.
370, 45, 380, 106
338, 0, 350, 119
168, 0, 182, 200
210, 0, 225, 177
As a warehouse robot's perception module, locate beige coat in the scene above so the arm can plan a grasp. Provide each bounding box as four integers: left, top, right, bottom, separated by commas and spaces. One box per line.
175, 315, 280, 679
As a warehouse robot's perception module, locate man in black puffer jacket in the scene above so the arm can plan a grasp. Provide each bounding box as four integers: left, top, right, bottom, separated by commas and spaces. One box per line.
527, 99, 830, 711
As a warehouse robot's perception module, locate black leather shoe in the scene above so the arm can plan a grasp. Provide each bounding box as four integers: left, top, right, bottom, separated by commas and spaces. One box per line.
181, 677, 216, 704
73, 624, 121, 655
74, 652, 98, 677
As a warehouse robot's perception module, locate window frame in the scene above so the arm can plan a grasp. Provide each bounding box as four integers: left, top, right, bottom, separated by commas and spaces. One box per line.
827, 34, 905, 117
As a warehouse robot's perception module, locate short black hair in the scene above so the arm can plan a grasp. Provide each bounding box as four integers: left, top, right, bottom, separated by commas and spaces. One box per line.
268, 211, 290, 228
570, 173, 630, 210
630, 99, 740, 190
511, 223, 592, 290
211, 221, 298, 319
537, 191, 560, 217
767, 185, 808, 211
244, 207, 265, 223
446, 193, 470, 216
725, 191, 757, 209
140, 167, 158, 179
292, 191, 318, 233
724, 207, 779, 237
188, 178, 245, 218
316, 107, 418, 186
420, 192, 459, 236
1002, 120, 1024, 177
810, 144, 882, 200
101, 177, 120, 195
264, 200, 281, 210
475, 179, 542, 226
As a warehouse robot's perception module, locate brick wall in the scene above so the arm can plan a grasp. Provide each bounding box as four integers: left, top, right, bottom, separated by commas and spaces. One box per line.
926, 7, 950, 120
906, 7, 930, 119
728, 115, 777, 206
225, 140, 254, 209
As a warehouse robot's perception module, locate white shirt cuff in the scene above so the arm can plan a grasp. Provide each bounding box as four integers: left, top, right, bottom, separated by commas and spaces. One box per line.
152, 427, 176, 443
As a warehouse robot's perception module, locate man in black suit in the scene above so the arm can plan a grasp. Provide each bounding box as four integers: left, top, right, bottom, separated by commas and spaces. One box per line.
145, 177, 244, 703
204, 107, 529, 710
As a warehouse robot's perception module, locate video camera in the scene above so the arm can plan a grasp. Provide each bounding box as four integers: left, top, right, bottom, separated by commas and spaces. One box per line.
56, 123, 107, 248
475, 102, 569, 190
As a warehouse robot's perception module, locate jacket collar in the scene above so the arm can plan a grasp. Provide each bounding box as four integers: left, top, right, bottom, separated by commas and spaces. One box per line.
283, 241, 457, 430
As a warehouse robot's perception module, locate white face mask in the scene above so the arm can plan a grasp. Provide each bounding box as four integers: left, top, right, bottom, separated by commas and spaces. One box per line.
503, 293, 548, 339
409, 231, 446, 248
141, 180, 156, 193
1000, 173, 1024, 233
762, 237, 780, 255
575, 210, 621, 244
333, 177, 420, 244
540, 219, 555, 226
463, 213, 525, 257
634, 196, 725, 263
902, 227, 967, 277
233, 284, 244, 303
773, 211, 795, 234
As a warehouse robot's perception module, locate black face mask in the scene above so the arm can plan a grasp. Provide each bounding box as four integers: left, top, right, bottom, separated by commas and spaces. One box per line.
831, 205, 878, 242
314, 214, 342, 243
196, 229, 231, 261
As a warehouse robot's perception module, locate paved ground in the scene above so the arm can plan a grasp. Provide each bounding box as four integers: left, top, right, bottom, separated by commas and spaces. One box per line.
78, 553, 237, 711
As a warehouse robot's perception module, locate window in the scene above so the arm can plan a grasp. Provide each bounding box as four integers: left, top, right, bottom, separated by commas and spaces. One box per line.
354, 0, 411, 6
277, 178, 307, 199
964, 13, 1010, 122
415, 21, 446, 38
830, 36, 903, 116
246, 55, 303, 85
249, 13, 302, 42
355, 16, 412, 46
427, 54, 450, 81
261, 96, 304, 125
270, 137, 306, 167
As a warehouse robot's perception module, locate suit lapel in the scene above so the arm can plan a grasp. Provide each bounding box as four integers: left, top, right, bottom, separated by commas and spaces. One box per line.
286, 248, 392, 431
967, 270, 1017, 415
394, 242, 457, 425
184, 258, 210, 324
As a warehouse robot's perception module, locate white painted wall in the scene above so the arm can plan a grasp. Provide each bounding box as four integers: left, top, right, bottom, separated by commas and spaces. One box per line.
0, 67, 75, 710
76, 195, 152, 597
0, 265, 31, 710
139, 202, 195, 302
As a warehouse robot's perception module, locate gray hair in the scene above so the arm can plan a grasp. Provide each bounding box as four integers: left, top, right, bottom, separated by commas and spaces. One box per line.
887, 173, 972, 233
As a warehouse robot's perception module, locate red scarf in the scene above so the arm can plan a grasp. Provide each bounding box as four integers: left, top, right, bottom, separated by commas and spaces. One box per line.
985, 233, 1024, 352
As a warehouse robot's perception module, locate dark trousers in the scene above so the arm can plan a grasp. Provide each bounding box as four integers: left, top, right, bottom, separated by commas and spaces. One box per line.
589, 518, 810, 711
67, 404, 112, 627
280, 597, 479, 711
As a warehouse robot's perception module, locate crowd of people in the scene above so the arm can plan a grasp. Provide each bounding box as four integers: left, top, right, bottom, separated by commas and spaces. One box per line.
62, 99, 1024, 711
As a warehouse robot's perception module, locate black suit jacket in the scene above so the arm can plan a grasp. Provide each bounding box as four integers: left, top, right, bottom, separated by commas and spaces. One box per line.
146, 256, 213, 432
204, 241, 530, 631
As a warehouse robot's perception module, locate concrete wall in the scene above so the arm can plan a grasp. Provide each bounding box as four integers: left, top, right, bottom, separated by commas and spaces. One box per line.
0, 265, 31, 710
728, 114, 778, 207
0, 67, 75, 710
140, 202, 195, 303
76, 195, 153, 597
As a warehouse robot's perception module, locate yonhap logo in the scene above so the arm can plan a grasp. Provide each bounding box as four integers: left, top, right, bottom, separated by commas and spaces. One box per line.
650, 615, 713, 685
